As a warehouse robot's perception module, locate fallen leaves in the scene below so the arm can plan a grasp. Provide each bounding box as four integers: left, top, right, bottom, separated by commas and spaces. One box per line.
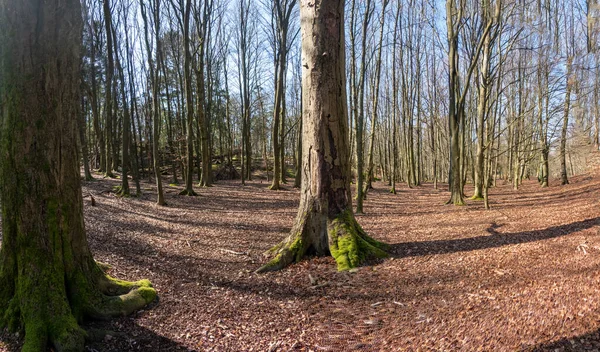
2, 169, 600, 352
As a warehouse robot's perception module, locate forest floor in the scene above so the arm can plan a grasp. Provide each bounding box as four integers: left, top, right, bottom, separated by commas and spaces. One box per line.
1, 166, 600, 352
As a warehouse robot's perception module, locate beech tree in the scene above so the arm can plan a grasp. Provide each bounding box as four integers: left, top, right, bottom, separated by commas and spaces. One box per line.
0, 0, 156, 350
257, 0, 388, 273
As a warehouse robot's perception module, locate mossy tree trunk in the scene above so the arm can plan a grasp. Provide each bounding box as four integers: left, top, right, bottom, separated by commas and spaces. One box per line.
0, 1, 157, 351
257, 0, 388, 273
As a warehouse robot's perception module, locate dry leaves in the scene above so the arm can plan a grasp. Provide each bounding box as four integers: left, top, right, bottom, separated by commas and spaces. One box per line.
1, 168, 600, 351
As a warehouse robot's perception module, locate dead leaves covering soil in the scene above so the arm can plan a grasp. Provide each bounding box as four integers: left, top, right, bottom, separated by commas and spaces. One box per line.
1, 171, 600, 352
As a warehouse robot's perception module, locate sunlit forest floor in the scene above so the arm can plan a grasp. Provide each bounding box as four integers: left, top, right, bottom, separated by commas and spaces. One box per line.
1, 166, 600, 351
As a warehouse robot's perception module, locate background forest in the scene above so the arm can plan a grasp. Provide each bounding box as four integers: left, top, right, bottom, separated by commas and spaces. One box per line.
2, 0, 600, 351
79, 0, 600, 204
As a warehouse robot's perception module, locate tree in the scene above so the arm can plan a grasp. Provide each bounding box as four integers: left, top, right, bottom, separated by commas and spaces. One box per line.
446, 0, 494, 205
179, 0, 199, 196
140, 0, 166, 205
268, 0, 296, 190
257, 0, 388, 273
103, 0, 116, 178
560, 57, 573, 185
0, 0, 156, 350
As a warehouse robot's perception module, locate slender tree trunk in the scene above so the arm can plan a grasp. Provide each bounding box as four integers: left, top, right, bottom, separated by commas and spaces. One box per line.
79, 99, 94, 181
103, 0, 115, 178
141, 0, 166, 205
472, 33, 491, 200
560, 58, 572, 186
180, 0, 198, 196
355, 0, 373, 214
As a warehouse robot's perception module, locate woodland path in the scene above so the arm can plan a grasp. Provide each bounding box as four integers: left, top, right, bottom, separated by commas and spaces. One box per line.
1, 170, 600, 351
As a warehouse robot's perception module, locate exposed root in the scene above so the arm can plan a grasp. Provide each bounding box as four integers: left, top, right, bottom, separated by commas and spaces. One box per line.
179, 189, 198, 196
115, 188, 131, 198
446, 194, 466, 206
97, 274, 153, 296
328, 210, 389, 271
86, 286, 156, 319
0, 261, 156, 351
257, 209, 389, 273
95, 261, 112, 273
255, 233, 309, 273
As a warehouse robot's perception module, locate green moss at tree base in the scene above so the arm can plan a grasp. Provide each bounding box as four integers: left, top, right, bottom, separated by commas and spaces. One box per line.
178, 189, 198, 196
257, 209, 389, 273
328, 210, 389, 271
256, 234, 307, 273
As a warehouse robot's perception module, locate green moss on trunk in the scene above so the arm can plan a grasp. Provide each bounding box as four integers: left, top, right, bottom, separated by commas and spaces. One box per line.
328, 210, 388, 271
257, 209, 389, 273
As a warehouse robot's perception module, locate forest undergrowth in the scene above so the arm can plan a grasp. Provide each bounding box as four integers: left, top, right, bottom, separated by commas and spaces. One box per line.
1, 166, 600, 351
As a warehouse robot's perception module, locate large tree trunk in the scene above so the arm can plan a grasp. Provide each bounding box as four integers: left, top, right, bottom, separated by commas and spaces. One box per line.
257, 0, 387, 273
0, 1, 156, 350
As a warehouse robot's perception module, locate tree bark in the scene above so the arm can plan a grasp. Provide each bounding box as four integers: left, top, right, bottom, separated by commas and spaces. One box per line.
103, 0, 116, 178
257, 0, 387, 273
560, 57, 572, 186
0, 1, 156, 350
180, 0, 198, 196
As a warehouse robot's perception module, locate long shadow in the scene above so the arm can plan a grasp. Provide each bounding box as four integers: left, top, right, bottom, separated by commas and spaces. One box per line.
390, 217, 600, 259
526, 328, 600, 351
0, 321, 194, 352
83, 320, 195, 352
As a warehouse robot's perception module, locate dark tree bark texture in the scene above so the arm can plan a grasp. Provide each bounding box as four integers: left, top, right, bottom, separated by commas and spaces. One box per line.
0, 1, 157, 350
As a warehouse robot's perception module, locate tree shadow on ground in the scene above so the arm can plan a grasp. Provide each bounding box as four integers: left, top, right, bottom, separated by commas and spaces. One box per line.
1, 320, 195, 352
525, 329, 600, 351
83, 319, 196, 352
389, 217, 600, 259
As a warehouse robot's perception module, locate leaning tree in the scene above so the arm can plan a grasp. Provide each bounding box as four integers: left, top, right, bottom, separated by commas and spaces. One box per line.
0, 1, 156, 351
257, 0, 388, 272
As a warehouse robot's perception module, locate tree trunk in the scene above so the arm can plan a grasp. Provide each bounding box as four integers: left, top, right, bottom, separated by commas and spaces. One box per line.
257, 0, 387, 273
270, 46, 286, 190
472, 23, 492, 200
113, 23, 131, 197
0, 1, 156, 350
79, 99, 94, 181
141, 0, 166, 205
180, 0, 198, 196
560, 57, 572, 186
103, 0, 115, 178
354, 0, 373, 214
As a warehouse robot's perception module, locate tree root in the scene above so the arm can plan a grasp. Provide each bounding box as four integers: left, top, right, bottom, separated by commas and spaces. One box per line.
178, 189, 198, 196
255, 232, 309, 273
328, 210, 389, 271
0, 262, 156, 351
256, 210, 389, 273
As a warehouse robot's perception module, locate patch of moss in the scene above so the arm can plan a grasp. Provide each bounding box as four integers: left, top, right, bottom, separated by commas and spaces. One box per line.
328, 210, 389, 272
